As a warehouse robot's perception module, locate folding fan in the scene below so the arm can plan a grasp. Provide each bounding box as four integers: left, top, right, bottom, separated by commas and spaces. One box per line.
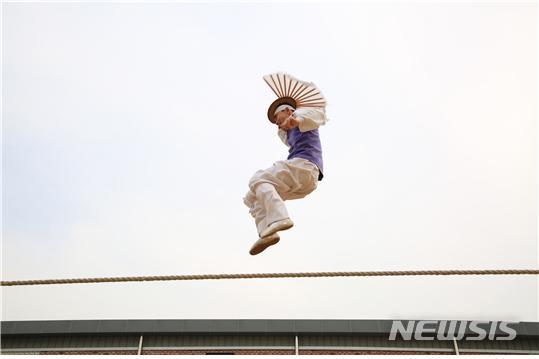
263, 72, 327, 123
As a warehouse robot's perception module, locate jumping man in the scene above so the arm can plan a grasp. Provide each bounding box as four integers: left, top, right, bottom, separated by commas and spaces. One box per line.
243, 73, 328, 255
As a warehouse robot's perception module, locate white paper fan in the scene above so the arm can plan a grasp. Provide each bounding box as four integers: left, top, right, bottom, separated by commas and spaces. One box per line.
263, 72, 326, 122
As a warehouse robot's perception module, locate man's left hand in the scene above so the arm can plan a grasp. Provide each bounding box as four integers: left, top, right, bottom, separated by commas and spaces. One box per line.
278, 115, 300, 130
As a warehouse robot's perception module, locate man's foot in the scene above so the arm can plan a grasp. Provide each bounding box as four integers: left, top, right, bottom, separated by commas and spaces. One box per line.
259, 218, 294, 238
249, 233, 280, 256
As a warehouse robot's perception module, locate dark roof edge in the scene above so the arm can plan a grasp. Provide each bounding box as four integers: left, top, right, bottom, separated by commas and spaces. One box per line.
1, 319, 538, 337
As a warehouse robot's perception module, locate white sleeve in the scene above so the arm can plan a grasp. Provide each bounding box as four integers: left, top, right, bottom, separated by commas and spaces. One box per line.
277, 128, 290, 147
294, 107, 328, 132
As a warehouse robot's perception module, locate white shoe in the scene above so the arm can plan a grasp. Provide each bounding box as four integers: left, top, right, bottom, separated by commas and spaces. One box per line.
259, 218, 294, 238
249, 233, 280, 256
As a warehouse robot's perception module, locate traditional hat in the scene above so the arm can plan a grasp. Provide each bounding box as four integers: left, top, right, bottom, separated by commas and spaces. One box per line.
263, 72, 327, 123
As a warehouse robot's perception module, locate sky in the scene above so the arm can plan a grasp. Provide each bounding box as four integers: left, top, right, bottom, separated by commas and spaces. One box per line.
2, 1, 538, 322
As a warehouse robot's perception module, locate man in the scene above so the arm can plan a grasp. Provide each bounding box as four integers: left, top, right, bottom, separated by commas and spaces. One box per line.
243, 103, 327, 255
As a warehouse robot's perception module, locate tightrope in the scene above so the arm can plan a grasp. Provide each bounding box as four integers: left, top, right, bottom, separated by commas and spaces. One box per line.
1, 269, 538, 287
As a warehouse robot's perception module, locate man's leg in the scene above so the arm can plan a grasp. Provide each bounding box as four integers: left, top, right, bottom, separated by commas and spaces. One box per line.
243, 171, 287, 255
246, 163, 295, 237
244, 173, 291, 236
254, 182, 291, 235
243, 189, 269, 236
256, 183, 294, 238
244, 158, 319, 254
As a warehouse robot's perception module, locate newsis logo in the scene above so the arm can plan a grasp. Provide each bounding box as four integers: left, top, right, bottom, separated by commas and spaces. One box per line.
389, 320, 518, 341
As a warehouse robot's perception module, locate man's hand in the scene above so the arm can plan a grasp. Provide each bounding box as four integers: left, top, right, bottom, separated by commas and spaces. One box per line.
278, 115, 300, 130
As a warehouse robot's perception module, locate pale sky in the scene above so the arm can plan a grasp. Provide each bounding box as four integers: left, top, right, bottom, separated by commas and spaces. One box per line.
2, 1, 538, 322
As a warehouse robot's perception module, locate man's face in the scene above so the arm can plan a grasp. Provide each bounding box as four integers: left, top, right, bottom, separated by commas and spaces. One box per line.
273, 107, 293, 126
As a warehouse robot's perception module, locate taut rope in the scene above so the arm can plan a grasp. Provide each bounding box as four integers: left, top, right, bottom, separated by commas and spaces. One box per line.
2, 269, 538, 287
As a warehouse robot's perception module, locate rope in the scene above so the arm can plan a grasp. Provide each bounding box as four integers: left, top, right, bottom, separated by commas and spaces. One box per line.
1, 269, 538, 287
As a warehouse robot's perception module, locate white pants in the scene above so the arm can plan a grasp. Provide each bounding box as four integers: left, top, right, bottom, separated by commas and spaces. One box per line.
243, 157, 320, 236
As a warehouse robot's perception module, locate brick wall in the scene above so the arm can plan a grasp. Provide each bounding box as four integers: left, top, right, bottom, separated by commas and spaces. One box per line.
38, 349, 455, 355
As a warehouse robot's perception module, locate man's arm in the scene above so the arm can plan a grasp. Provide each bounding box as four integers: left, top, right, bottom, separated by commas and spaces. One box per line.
294, 107, 328, 132
277, 128, 290, 147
